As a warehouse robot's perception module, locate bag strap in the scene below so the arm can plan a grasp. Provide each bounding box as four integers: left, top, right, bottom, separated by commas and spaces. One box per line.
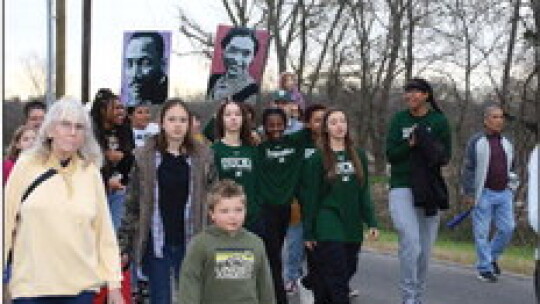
7, 168, 58, 265
21, 168, 58, 202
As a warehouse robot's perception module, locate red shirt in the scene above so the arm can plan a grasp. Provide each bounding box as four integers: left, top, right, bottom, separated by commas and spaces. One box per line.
3, 159, 15, 184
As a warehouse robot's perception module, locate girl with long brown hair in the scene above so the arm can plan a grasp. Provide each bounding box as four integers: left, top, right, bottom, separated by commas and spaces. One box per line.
303, 109, 378, 304
3, 126, 36, 183
211, 100, 263, 235
119, 100, 215, 304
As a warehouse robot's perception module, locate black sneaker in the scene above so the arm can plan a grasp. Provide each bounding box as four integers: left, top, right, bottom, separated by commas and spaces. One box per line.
477, 271, 498, 283
492, 261, 501, 276
300, 275, 313, 290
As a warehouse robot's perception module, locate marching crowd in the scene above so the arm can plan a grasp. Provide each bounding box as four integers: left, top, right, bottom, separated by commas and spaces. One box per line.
3, 74, 539, 304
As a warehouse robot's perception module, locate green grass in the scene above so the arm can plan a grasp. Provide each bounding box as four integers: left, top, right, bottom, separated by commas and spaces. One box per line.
364, 229, 535, 276
370, 175, 389, 184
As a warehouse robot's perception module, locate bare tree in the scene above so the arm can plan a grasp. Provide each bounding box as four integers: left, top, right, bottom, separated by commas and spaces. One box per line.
179, 0, 351, 98
368, 0, 407, 174
21, 54, 47, 97
500, 0, 522, 107
428, 1, 506, 178
530, 0, 540, 140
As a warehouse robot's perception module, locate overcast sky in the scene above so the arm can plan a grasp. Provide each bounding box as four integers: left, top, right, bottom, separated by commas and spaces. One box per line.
4, 0, 242, 101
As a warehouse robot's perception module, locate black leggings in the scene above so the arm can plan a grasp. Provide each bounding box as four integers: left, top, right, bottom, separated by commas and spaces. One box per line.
262, 203, 291, 304
311, 241, 360, 304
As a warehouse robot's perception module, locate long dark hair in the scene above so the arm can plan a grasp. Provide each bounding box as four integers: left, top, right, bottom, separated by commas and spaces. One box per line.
215, 101, 255, 146
404, 78, 442, 113
304, 103, 327, 124
89, 88, 126, 150
155, 99, 198, 155
320, 109, 363, 184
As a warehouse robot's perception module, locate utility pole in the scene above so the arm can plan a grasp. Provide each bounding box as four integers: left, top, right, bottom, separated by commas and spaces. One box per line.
82, 0, 91, 103
46, 0, 55, 106
56, 0, 66, 98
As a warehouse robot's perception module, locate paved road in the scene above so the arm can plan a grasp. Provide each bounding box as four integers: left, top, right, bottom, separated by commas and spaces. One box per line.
288, 250, 535, 304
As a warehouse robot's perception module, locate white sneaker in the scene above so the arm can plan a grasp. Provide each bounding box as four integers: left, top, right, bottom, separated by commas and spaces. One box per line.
349, 289, 360, 297
298, 278, 314, 304
285, 280, 298, 294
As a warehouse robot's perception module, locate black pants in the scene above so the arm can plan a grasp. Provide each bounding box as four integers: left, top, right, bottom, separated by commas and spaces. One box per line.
262, 203, 291, 304
311, 241, 361, 304
301, 247, 316, 290
246, 216, 266, 240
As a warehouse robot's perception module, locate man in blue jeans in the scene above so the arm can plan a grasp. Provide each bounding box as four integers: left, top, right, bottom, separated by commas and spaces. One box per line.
461, 103, 518, 283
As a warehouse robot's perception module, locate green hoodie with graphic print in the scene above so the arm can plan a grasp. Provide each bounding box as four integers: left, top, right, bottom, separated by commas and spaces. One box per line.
178, 225, 275, 304
256, 133, 305, 206
302, 148, 378, 243
212, 141, 260, 228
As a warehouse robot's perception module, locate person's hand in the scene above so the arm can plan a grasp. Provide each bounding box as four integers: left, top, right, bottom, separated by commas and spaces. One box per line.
366, 228, 379, 241
408, 133, 416, 147
121, 253, 129, 265
108, 178, 125, 191
251, 131, 261, 145
107, 288, 125, 304
305, 241, 317, 251
462, 196, 475, 207
105, 150, 124, 163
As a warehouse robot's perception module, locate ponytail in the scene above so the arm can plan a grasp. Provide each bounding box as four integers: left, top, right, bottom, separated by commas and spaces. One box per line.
427, 96, 442, 113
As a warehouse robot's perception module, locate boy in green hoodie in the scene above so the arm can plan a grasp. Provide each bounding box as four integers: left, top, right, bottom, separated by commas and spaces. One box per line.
179, 180, 275, 304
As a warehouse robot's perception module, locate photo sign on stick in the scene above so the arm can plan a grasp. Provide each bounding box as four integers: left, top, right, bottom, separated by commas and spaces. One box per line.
206, 25, 270, 103
121, 31, 171, 107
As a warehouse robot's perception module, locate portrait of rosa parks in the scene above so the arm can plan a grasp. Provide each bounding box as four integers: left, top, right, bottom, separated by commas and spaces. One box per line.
121, 31, 171, 107
207, 25, 270, 104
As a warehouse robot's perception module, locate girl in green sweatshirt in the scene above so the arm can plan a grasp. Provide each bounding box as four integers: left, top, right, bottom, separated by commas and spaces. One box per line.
385, 78, 451, 304
284, 104, 327, 293
303, 109, 379, 304
211, 101, 262, 236
257, 107, 304, 304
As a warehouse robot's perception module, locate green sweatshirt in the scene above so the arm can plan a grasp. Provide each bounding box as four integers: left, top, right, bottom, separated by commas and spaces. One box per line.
386, 109, 452, 189
211, 141, 260, 228
294, 129, 318, 205
302, 148, 377, 243
178, 225, 275, 304
256, 134, 304, 206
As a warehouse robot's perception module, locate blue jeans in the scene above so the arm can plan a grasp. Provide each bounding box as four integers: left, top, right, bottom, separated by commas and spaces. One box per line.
143, 241, 185, 304
107, 189, 126, 232
283, 223, 304, 282
473, 188, 515, 273
13, 291, 94, 304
